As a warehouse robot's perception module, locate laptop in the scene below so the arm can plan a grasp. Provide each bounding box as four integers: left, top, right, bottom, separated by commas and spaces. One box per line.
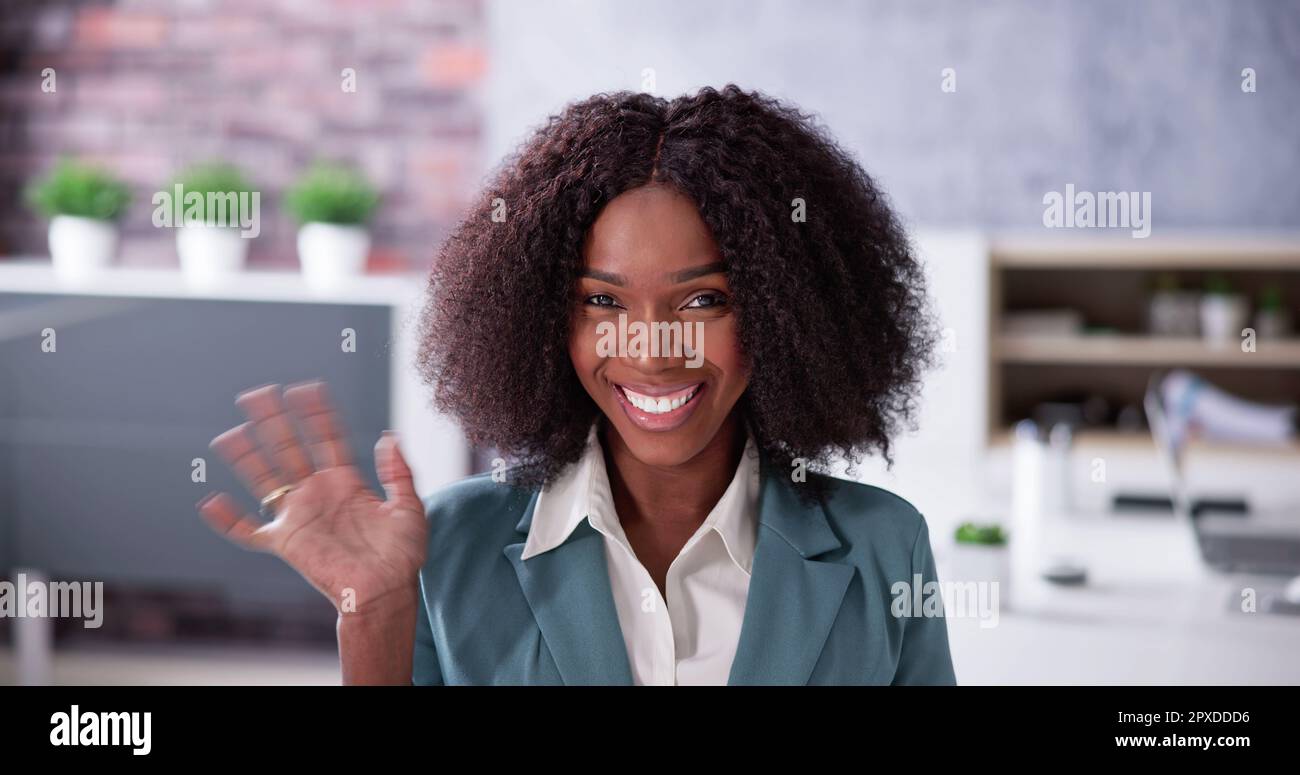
1144, 374, 1300, 576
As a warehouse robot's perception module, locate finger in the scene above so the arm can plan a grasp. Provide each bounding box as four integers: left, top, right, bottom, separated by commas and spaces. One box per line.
197, 491, 270, 552
236, 384, 316, 483
209, 422, 286, 499
375, 431, 420, 512
283, 380, 353, 470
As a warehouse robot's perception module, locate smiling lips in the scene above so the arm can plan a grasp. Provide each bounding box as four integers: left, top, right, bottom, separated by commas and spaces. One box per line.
613, 382, 705, 431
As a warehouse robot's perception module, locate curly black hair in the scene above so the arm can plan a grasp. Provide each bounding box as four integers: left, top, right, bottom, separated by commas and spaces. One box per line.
417, 84, 935, 488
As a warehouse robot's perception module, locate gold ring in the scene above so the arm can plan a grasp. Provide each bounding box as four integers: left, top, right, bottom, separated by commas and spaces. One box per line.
259, 485, 295, 518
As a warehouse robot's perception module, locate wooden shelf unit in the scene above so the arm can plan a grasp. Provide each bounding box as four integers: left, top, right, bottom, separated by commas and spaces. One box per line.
990, 234, 1300, 270
995, 333, 1300, 369
986, 234, 1300, 441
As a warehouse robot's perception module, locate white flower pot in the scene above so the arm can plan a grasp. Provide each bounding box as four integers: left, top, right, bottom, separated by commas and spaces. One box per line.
1199, 294, 1250, 348
948, 543, 1012, 611
1255, 308, 1293, 340
177, 223, 249, 290
297, 222, 370, 292
48, 215, 119, 283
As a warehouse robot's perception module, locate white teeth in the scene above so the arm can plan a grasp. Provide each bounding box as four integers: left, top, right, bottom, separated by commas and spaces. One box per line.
623, 385, 699, 415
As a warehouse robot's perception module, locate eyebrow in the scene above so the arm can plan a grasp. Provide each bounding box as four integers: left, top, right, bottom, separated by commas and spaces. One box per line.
580, 261, 727, 286
671, 261, 727, 283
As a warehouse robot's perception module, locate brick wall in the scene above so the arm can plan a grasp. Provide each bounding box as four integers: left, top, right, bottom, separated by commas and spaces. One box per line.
0, 0, 487, 270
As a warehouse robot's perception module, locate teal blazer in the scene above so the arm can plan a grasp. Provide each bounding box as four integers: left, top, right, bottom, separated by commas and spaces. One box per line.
413, 464, 957, 685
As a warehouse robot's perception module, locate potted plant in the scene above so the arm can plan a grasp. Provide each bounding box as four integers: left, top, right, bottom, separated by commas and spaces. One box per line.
283, 162, 379, 291
1146, 272, 1199, 337
951, 521, 1011, 609
1254, 285, 1292, 340
1199, 274, 1249, 348
25, 159, 131, 282
172, 163, 257, 289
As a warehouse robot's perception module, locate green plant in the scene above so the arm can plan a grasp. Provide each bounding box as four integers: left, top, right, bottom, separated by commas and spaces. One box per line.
1151, 272, 1181, 293
25, 159, 131, 221
174, 162, 256, 227
1259, 285, 1284, 311
1204, 273, 1234, 296
283, 163, 379, 226
955, 522, 1008, 546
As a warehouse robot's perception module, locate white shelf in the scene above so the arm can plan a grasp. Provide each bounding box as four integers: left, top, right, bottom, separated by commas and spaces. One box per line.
989, 428, 1300, 456
0, 258, 424, 306
995, 334, 1300, 368
990, 232, 1300, 270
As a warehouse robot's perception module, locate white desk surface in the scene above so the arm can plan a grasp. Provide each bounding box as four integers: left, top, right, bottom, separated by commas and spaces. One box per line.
0, 644, 340, 686
0, 257, 424, 306
940, 516, 1300, 684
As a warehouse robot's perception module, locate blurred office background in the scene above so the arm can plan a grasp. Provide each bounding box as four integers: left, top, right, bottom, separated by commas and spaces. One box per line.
1, 0, 1299, 684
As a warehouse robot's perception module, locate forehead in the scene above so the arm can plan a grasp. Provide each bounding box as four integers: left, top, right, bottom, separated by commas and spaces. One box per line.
582, 184, 721, 277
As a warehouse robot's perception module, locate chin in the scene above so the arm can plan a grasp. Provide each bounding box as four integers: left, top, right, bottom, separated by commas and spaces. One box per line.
624, 435, 706, 468
603, 414, 717, 468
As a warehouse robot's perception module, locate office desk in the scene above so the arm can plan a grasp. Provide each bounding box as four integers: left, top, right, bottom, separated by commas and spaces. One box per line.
941, 516, 1300, 684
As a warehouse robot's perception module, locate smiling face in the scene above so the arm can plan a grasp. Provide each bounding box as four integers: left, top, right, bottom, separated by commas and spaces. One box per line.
569, 183, 750, 469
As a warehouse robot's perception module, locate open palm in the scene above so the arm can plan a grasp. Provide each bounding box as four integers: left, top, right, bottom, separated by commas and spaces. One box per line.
198, 382, 427, 615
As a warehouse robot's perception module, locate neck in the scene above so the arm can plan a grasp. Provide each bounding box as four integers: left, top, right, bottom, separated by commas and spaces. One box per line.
602, 413, 745, 529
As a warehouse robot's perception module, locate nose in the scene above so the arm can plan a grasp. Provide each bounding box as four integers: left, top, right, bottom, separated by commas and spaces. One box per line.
622, 307, 691, 372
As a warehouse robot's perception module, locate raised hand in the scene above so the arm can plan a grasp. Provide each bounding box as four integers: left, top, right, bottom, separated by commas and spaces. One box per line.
198, 381, 428, 618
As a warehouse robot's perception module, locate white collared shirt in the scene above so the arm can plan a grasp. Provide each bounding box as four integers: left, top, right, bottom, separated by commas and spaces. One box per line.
521, 425, 761, 685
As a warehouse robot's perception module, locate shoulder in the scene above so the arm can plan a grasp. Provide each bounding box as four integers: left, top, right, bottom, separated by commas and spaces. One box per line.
417, 473, 541, 611
420, 472, 538, 554
421, 471, 535, 520
805, 471, 933, 561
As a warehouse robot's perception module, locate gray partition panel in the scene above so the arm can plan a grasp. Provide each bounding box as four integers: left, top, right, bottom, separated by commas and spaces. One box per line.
0, 293, 392, 613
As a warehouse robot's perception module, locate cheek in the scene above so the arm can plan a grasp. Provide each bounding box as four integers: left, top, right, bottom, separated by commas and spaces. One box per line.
568, 318, 603, 381
701, 319, 749, 390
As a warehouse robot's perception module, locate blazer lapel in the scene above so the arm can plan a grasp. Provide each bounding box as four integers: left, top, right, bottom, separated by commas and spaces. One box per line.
503, 496, 633, 686
728, 466, 855, 685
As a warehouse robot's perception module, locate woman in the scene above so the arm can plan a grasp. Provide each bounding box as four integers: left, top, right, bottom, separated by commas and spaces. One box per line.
197, 85, 956, 685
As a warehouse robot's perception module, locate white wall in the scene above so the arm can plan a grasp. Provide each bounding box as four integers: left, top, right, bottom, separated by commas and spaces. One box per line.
484, 0, 1300, 229
846, 231, 993, 539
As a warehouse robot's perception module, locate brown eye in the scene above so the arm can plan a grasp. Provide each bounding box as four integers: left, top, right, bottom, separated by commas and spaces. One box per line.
682, 292, 728, 310
585, 293, 621, 308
